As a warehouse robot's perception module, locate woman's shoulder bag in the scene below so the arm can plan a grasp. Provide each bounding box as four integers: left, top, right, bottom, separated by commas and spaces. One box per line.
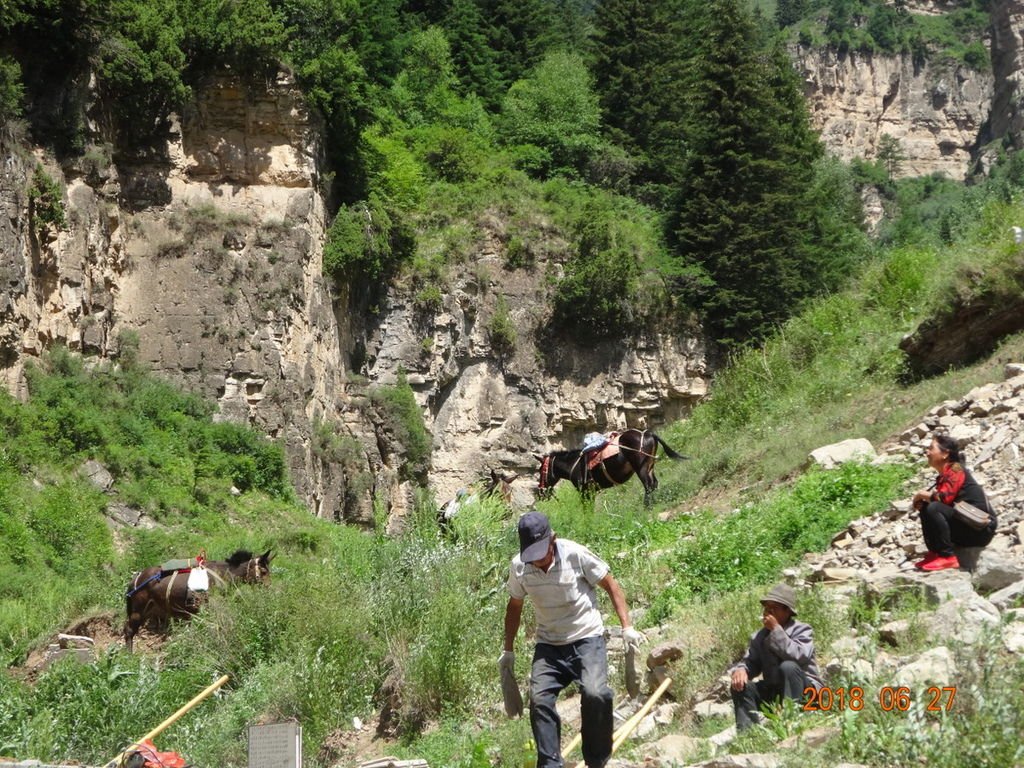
953, 500, 991, 530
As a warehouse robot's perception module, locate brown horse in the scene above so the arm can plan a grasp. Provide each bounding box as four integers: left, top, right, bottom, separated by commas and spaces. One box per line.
482, 468, 516, 505
124, 549, 273, 651
535, 428, 686, 507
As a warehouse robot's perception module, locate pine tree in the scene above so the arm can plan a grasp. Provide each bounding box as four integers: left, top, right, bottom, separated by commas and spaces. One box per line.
590, 0, 662, 154
590, 0, 699, 193
670, 0, 828, 348
441, 0, 502, 103
478, 0, 560, 93
775, 0, 807, 28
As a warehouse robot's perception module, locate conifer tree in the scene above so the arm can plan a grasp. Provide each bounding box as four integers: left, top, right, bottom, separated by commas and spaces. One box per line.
479, 0, 560, 93
590, 0, 662, 154
775, 0, 807, 28
441, 0, 502, 103
670, 0, 828, 348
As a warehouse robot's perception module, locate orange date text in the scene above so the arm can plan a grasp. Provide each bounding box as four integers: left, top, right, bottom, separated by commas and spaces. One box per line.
803, 686, 957, 712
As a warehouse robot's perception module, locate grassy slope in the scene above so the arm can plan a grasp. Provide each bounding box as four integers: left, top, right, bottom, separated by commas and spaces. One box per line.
4, 188, 1024, 767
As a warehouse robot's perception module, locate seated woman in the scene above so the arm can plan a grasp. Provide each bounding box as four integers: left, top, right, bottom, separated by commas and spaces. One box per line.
911, 433, 997, 571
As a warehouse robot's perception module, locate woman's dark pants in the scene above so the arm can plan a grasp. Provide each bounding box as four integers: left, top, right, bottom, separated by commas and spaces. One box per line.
920, 502, 994, 557
530, 635, 613, 768
731, 660, 808, 731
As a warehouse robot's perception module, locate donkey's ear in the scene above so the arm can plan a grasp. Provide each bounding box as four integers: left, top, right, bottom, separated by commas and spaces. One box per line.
260, 549, 274, 563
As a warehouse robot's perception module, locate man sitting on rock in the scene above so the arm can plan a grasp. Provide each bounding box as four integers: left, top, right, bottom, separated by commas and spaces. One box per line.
729, 583, 824, 731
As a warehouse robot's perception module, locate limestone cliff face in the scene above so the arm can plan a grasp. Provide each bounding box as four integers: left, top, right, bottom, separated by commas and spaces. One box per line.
0, 70, 377, 523
988, 0, 1024, 146
362, 226, 708, 504
795, 0, 1024, 180
795, 46, 994, 180
0, 69, 709, 522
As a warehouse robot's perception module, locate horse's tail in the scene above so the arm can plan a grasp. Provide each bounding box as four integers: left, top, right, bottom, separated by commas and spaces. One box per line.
651, 432, 688, 460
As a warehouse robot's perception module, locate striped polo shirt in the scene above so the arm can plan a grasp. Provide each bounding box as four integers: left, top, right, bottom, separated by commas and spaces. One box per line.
506, 538, 609, 645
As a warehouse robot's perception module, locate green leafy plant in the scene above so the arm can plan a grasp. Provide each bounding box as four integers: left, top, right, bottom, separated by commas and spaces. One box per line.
368, 370, 431, 483
488, 296, 517, 355
28, 166, 65, 230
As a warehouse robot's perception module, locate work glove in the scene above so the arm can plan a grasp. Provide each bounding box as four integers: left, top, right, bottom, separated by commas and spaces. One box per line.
622, 627, 644, 650
498, 651, 523, 718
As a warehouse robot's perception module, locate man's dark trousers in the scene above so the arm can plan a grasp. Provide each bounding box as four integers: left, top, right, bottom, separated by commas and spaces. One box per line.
530, 635, 612, 768
731, 659, 808, 731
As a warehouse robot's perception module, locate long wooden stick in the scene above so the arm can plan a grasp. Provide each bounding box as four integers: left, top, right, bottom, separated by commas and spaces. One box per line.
103, 674, 230, 768
568, 677, 673, 768
561, 676, 673, 762
611, 677, 672, 752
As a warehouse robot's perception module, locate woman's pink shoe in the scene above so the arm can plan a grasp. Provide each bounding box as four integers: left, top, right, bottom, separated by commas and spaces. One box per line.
919, 554, 960, 571
914, 551, 939, 569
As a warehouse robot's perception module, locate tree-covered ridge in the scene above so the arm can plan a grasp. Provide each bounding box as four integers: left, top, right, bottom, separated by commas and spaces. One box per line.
0, 0, 986, 348
775, 0, 990, 67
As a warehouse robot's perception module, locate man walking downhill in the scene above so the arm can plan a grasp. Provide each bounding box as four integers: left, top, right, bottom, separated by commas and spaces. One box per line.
501, 511, 642, 768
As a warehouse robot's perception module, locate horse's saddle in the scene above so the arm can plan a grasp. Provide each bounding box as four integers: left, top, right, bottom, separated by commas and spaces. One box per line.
586, 432, 621, 470
160, 557, 203, 574
158, 557, 210, 593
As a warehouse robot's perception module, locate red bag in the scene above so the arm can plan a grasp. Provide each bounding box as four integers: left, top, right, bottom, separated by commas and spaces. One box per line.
124, 739, 188, 768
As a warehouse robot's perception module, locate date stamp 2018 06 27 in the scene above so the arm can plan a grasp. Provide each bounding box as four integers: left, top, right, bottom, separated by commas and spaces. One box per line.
802, 686, 957, 712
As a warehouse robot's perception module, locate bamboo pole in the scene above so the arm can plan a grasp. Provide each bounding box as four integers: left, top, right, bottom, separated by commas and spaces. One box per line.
561, 676, 673, 763
103, 674, 230, 768
560, 732, 582, 760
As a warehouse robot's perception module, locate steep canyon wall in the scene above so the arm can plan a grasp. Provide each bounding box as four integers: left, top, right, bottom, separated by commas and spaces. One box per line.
8, 1, 1024, 520
0, 70, 709, 521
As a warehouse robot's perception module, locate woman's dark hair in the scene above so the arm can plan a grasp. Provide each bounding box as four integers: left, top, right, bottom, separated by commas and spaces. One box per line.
933, 433, 963, 466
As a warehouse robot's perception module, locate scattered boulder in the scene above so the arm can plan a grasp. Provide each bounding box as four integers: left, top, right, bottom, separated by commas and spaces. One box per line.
808, 438, 876, 469
79, 459, 114, 491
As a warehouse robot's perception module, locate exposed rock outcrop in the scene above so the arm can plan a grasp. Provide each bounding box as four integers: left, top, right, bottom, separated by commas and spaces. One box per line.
1, 69, 710, 520
899, 284, 1024, 377
362, 230, 709, 504
796, 46, 993, 180
0, 69, 375, 522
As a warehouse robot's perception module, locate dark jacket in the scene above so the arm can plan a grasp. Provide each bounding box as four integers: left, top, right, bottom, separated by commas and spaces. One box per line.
730, 619, 824, 690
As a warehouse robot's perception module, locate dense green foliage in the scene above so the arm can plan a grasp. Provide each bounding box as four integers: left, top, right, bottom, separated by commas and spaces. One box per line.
27, 166, 65, 229
0, 55, 23, 124
3, 0, 892, 348
777, 0, 990, 67
368, 370, 432, 482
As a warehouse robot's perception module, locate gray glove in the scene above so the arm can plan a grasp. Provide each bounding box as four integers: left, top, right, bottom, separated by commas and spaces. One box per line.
498, 651, 523, 718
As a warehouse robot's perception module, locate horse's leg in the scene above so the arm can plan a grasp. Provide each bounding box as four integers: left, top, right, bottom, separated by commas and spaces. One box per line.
124, 614, 138, 652
635, 459, 657, 508
125, 590, 152, 651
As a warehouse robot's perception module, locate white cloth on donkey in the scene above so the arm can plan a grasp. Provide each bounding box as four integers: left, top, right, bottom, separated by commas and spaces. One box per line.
187, 566, 209, 591
582, 432, 608, 452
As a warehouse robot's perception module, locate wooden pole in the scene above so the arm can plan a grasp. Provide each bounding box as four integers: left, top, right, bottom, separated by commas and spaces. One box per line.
569, 677, 673, 768
611, 677, 672, 752
103, 674, 230, 768
561, 676, 673, 764
560, 732, 582, 760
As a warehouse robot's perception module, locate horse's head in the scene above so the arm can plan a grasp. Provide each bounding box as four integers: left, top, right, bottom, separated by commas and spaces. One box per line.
483, 468, 516, 505
226, 549, 274, 585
